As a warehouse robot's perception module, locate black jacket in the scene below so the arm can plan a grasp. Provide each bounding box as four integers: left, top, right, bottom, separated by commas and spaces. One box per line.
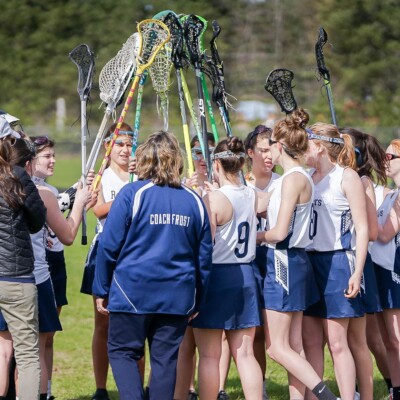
0, 166, 46, 277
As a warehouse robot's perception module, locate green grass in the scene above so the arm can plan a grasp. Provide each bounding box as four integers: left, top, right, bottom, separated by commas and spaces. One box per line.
50, 157, 389, 399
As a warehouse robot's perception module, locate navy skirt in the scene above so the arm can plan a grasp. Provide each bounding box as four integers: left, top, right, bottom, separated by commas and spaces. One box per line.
46, 249, 68, 307
263, 247, 319, 312
374, 262, 400, 309
305, 250, 364, 319
80, 234, 100, 295
253, 245, 269, 296
191, 263, 262, 330
361, 253, 382, 313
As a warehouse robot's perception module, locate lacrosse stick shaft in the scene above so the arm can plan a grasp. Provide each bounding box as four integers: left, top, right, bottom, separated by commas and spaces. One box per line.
201, 72, 219, 143
194, 66, 212, 181
129, 72, 147, 182
176, 69, 194, 177
93, 72, 141, 190
80, 100, 88, 245
324, 80, 337, 126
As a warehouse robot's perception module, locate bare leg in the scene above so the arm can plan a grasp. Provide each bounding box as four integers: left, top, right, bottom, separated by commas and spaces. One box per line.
366, 313, 390, 381
324, 318, 355, 400
288, 312, 306, 399
174, 326, 196, 399
39, 332, 51, 395
348, 316, 373, 400
194, 328, 222, 400
219, 331, 231, 392
226, 327, 262, 400
253, 325, 266, 379
303, 316, 325, 400
0, 331, 13, 396
265, 310, 324, 394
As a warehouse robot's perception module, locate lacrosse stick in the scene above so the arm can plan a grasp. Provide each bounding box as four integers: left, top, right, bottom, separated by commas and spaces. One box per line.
315, 27, 337, 125
264, 69, 297, 114
86, 33, 140, 175
183, 14, 212, 181
69, 43, 95, 245
129, 70, 147, 182
93, 19, 170, 190
162, 11, 195, 177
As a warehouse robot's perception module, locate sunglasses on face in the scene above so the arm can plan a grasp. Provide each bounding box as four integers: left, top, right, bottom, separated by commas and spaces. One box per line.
386, 153, 400, 161
268, 138, 278, 146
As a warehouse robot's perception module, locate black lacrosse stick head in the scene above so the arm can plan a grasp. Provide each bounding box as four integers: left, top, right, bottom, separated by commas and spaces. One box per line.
162, 11, 187, 69
69, 44, 95, 100
315, 27, 330, 81
183, 14, 206, 65
264, 69, 297, 114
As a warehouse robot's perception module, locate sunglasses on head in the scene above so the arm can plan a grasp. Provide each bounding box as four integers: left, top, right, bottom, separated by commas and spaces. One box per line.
386, 153, 400, 161
33, 136, 50, 146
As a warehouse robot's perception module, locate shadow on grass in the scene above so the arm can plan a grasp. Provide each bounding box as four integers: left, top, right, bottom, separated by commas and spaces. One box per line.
66, 390, 119, 400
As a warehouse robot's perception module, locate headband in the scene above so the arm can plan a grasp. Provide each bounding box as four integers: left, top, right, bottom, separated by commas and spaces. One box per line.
211, 150, 245, 161
306, 128, 344, 144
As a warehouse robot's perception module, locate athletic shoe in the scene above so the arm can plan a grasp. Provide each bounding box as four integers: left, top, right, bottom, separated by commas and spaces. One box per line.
47, 397, 56, 400
262, 384, 269, 400
354, 392, 360, 400
217, 390, 230, 400
187, 390, 198, 400
91, 388, 110, 400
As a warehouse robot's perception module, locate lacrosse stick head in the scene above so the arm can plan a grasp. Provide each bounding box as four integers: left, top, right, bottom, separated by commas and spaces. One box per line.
182, 14, 207, 65
99, 33, 140, 106
136, 19, 171, 71
162, 11, 187, 69
210, 20, 221, 63
69, 44, 95, 100
264, 69, 297, 114
315, 27, 330, 81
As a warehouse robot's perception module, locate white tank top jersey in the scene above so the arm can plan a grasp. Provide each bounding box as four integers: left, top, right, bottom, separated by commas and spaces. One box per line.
97, 167, 128, 232
247, 172, 280, 234
307, 165, 355, 252
32, 176, 64, 253
267, 167, 314, 250
374, 184, 385, 210
212, 185, 257, 264
370, 189, 400, 271
31, 226, 50, 285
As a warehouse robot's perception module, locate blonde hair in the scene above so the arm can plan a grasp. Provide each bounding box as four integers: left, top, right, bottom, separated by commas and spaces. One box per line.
309, 122, 356, 169
390, 139, 400, 155
136, 131, 183, 187
273, 108, 309, 159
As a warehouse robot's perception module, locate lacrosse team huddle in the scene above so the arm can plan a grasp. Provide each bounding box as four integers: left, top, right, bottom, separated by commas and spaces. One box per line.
0, 8, 399, 400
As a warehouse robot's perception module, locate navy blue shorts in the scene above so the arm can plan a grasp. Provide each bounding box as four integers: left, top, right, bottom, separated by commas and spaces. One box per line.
374, 262, 400, 309
37, 278, 62, 333
191, 263, 262, 330
263, 247, 319, 312
46, 249, 68, 307
80, 235, 100, 295
361, 253, 382, 313
305, 250, 364, 319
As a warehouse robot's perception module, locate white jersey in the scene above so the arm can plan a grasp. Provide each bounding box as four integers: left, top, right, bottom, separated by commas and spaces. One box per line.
32, 176, 64, 253
374, 184, 386, 210
30, 225, 49, 285
97, 167, 128, 232
212, 185, 257, 264
268, 167, 313, 250
246, 172, 280, 235
307, 165, 355, 252
370, 189, 400, 271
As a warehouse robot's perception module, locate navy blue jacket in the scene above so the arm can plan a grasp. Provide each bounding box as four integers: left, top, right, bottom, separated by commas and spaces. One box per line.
93, 180, 212, 315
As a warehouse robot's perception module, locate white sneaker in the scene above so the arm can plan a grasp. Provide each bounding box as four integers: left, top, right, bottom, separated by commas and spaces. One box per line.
354, 392, 361, 400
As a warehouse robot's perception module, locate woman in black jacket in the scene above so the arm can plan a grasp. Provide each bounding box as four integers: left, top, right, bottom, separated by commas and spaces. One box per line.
0, 118, 46, 400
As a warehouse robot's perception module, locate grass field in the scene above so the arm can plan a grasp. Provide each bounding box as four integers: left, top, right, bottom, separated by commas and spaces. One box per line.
49, 157, 389, 399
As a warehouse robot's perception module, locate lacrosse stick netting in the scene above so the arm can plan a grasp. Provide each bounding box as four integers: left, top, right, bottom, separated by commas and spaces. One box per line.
69, 43, 95, 245
265, 69, 297, 114
86, 33, 140, 174
93, 19, 170, 190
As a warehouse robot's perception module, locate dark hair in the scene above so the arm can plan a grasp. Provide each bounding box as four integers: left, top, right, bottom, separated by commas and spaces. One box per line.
190, 132, 215, 148
339, 127, 387, 185
30, 135, 55, 153
244, 124, 272, 170
273, 108, 309, 159
213, 136, 245, 175
0, 137, 27, 208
